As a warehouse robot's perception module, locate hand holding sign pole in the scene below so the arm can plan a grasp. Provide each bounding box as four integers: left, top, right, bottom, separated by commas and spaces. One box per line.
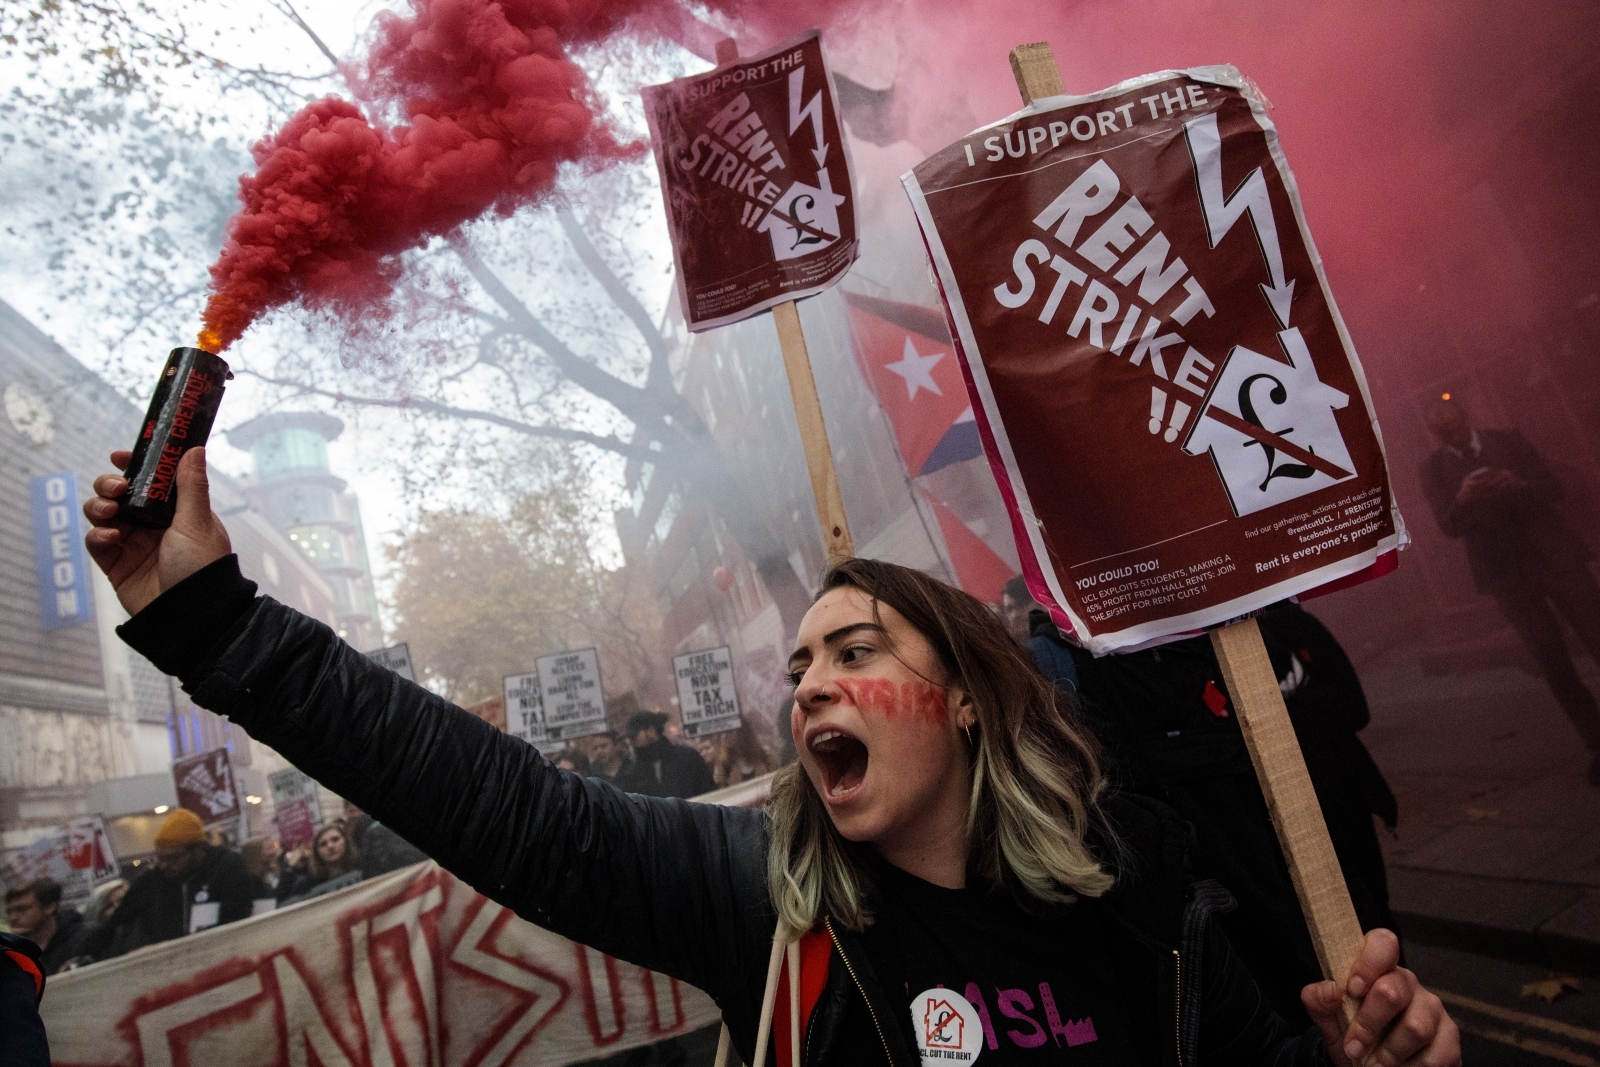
1006, 41, 1363, 1025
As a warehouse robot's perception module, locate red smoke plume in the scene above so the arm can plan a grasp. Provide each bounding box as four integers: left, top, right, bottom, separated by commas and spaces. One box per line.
198, 0, 671, 352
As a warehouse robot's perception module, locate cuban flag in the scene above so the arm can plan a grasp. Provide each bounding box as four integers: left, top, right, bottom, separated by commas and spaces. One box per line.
846, 291, 983, 476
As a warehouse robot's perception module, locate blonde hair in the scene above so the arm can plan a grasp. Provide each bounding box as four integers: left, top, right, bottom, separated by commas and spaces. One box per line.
767, 559, 1114, 938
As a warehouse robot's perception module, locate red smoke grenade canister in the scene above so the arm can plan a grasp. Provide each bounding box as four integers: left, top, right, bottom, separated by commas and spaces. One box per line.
119, 347, 231, 528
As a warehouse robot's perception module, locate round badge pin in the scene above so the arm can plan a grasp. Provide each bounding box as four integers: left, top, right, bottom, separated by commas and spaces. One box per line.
911, 987, 982, 1064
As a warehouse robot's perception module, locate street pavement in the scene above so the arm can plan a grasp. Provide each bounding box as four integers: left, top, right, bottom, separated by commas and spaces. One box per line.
1407, 942, 1600, 1066
1356, 646, 1600, 977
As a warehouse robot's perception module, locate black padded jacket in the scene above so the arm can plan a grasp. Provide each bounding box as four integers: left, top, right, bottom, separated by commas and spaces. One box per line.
119, 556, 1333, 1067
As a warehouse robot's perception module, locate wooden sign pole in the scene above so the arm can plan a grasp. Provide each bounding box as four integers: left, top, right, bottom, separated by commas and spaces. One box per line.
1008, 42, 1362, 1022
716, 37, 855, 565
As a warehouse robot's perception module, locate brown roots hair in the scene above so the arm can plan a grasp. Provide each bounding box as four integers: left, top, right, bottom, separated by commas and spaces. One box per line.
766, 558, 1114, 937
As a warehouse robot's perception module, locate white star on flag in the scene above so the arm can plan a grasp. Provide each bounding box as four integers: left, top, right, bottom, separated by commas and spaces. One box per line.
885, 336, 944, 400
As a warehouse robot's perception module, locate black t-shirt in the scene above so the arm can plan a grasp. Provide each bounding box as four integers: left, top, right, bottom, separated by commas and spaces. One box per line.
859, 864, 1138, 1065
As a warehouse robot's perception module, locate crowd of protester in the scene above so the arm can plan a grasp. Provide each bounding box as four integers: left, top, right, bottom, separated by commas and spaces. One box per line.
3, 599, 1406, 1067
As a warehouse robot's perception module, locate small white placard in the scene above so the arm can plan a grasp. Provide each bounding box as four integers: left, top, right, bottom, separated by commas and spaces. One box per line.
536, 648, 606, 742
673, 646, 742, 738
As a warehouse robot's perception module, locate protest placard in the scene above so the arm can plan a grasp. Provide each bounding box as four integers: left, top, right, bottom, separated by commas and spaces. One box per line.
673, 646, 742, 738
904, 44, 1382, 1013
365, 641, 415, 681
172, 747, 241, 827
268, 767, 323, 850
3, 816, 120, 901
903, 64, 1404, 654
503, 671, 550, 750
643, 30, 857, 332
537, 648, 606, 743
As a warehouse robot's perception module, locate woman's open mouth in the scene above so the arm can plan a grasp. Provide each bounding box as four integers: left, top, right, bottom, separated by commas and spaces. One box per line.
808, 729, 869, 799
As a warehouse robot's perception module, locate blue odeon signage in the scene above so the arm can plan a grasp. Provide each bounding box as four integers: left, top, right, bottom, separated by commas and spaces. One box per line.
30, 472, 94, 630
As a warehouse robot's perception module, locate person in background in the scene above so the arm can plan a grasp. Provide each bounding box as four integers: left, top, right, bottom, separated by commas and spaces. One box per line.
1, 929, 51, 1066
555, 749, 592, 775
344, 802, 428, 879
1421, 397, 1600, 785
1005, 574, 1081, 693
78, 808, 254, 960
275, 843, 317, 902
999, 573, 1034, 642
80, 878, 128, 930
616, 710, 716, 799
4, 878, 84, 976
1056, 600, 1398, 1030
708, 721, 774, 788
239, 837, 281, 896
307, 821, 362, 889
584, 730, 632, 784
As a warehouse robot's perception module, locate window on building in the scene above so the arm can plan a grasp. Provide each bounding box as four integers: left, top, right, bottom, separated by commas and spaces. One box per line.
253, 428, 329, 479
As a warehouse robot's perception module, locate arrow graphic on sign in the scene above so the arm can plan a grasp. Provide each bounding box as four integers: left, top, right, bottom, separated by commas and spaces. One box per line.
1184, 112, 1295, 328
789, 66, 829, 168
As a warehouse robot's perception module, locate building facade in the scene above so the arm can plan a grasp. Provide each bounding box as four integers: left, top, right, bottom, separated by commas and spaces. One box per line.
227, 412, 384, 651
0, 300, 351, 870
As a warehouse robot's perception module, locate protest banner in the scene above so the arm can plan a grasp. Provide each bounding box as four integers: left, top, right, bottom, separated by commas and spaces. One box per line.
673, 647, 742, 738
3, 815, 119, 901
903, 59, 1404, 655
643, 30, 857, 332
365, 642, 416, 682
172, 747, 241, 827
645, 35, 858, 563
268, 767, 324, 850
39, 861, 720, 1067
537, 648, 606, 743
904, 42, 1383, 1018
504, 671, 550, 750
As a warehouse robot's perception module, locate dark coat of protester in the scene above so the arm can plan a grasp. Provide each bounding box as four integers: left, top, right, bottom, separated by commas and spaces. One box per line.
37, 905, 85, 976
1059, 600, 1398, 1030
615, 737, 717, 799
112, 555, 1345, 1067
1419, 426, 1589, 595
348, 812, 429, 878
1, 930, 51, 1067
78, 844, 255, 960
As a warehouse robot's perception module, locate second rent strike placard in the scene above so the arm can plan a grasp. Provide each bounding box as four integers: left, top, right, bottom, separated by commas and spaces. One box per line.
904, 66, 1405, 653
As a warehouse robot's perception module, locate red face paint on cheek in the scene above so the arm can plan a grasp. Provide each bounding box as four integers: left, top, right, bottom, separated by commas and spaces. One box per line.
901, 681, 949, 725
837, 679, 948, 724
839, 678, 896, 717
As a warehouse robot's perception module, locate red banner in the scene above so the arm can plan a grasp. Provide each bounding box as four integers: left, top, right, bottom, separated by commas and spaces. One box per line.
904, 66, 1405, 652
643, 30, 858, 330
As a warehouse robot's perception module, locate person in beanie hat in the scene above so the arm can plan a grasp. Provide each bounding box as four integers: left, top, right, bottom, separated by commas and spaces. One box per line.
78, 808, 255, 961
616, 710, 716, 799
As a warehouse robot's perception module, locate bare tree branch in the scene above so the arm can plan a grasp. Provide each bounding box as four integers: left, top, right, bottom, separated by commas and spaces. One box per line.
237, 369, 656, 461
555, 206, 674, 395
449, 236, 685, 442
263, 0, 341, 69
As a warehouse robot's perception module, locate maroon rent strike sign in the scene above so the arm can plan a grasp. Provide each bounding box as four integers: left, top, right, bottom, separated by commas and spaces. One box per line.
904, 66, 1406, 653
644, 30, 858, 331
173, 747, 242, 826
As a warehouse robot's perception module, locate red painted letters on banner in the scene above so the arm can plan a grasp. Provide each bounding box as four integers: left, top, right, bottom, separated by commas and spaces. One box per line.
43, 863, 719, 1066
